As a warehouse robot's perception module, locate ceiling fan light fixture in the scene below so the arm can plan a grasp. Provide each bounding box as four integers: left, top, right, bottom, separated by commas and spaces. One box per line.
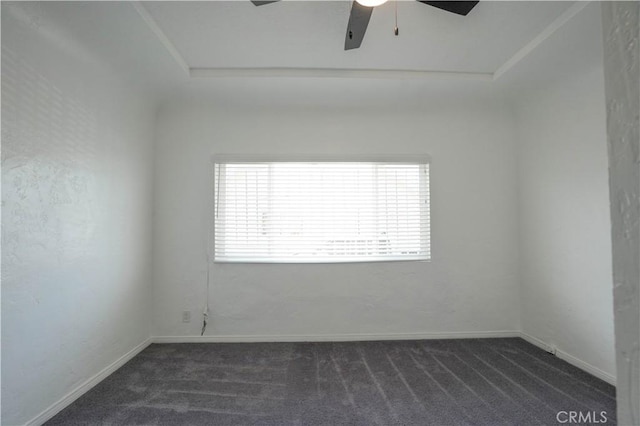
355, 0, 388, 7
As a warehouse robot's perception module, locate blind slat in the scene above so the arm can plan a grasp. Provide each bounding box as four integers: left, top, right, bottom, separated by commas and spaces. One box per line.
214, 161, 430, 263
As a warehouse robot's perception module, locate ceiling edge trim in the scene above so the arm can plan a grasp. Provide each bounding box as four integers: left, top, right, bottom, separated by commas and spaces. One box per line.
131, 1, 589, 82
131, 2, 190, 77
189, 67, 494, 80
492, 1, 591, 81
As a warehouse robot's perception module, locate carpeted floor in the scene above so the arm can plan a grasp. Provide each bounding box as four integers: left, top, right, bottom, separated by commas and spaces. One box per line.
46, 338, 616, 425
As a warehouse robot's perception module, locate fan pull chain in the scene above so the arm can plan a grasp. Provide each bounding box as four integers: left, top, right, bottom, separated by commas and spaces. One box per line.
394, 0, 399, 36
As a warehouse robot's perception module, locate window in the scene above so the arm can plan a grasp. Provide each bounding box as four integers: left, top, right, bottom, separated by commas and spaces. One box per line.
213, 158, 430, 263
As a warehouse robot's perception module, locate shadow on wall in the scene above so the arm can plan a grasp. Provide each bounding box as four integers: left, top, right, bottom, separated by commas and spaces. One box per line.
2, 45, 99, 272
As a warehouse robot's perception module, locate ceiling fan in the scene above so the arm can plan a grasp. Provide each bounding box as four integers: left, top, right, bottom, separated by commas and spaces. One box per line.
250, 0, 479, 50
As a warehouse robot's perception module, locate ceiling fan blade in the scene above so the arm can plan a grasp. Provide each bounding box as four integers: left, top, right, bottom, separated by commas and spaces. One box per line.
251, 0, 280, 5
417, 1, 478, 16
344, 1, 374, 50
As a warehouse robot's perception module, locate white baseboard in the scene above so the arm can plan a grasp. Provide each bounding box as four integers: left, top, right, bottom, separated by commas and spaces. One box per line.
159, 331, 616, 385
519, 332, 616, 385
25, 338, 153, 426
153, 330, 520, 344
20, 330, 615, 426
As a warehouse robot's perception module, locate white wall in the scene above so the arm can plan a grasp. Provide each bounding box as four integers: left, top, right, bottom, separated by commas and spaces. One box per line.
0, 1, 623, 423
152, 98, 520, 338
602, 2, 640, 423
1, 4, 156, 425
515, 65, 616, 379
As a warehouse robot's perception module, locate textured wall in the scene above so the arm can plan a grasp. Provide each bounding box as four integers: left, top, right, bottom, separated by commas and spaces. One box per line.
152, 101, 520, 339
602, 2, 640, 424
515, 64, 615, 380
1, 4, 156, 424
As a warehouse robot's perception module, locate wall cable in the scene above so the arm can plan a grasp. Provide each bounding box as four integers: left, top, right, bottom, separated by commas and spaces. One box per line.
394, 0, 399, 36
201, 255, 210, 336
201, 164, 220, 336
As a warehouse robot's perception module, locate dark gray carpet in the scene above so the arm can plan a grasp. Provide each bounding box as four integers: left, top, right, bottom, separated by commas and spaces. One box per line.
46, 338, 616, 425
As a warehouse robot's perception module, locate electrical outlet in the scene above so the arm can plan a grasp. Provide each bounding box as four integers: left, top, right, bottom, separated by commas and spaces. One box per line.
182, 310, 191, 323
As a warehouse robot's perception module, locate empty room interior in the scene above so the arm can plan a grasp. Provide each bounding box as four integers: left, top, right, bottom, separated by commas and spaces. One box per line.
2, 1, 639, 425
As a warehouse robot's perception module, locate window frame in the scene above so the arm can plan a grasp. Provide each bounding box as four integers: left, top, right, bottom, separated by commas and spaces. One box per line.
211, 154, 431, 264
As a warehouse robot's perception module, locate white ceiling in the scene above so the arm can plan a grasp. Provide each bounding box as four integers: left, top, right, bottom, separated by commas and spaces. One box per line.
143, 1, 574, 73
2, 1, 185, 96
495, 1, 603, 93
4, 1, 604, 106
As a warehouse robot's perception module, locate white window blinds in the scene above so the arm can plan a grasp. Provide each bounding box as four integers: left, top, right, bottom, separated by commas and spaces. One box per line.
214, 160, 430, 263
